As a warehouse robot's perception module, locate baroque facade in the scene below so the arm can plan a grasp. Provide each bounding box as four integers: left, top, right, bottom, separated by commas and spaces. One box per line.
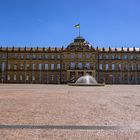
0, 36, 140, 84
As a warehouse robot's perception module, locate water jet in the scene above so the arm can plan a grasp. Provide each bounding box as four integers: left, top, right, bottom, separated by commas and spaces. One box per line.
68, 74, 104, 86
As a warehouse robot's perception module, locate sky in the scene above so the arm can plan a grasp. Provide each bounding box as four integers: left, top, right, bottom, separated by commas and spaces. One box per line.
0, 0, 140, 48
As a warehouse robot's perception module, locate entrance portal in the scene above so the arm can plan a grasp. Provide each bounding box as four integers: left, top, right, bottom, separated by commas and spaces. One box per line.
67, 70, 96, 83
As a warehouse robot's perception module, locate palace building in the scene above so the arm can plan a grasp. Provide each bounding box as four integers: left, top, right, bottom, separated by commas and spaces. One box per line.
0, 36, 140, 84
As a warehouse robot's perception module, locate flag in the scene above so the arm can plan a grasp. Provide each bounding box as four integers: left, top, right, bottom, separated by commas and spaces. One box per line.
74, 24, 80, 28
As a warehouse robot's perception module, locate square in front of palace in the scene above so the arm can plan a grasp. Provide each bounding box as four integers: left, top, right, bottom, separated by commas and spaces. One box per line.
0, 84, 140, 139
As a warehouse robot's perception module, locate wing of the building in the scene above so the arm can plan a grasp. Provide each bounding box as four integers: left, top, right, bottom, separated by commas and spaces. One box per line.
0, 37, 140, 84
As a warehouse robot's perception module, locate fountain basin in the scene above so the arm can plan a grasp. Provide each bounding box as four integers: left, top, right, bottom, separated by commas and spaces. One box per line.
68, 74, 104, 86
68, 83, 104, 86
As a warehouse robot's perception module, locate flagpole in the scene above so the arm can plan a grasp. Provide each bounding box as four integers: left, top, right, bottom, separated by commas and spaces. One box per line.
79, 25, 80, 37
74, 24, 81, 37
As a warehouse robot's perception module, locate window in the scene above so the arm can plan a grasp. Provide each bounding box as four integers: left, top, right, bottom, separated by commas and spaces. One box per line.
33, 54, 36, 59
57, 55, 60, 59
63, 54, 66, 59
99, 64, 102, 70
14, 64, 17, 70
130, 64, 134, 71
78, 53, 82, 59
45, 64, 48, 70
20, 64, 24, 70
27, 54, 30, 59
86, 54, 90, 59
130, 75, 134, 81
78, 62, 82, 69
112, 64, 115, 70
106, 64, 109, 70
39, 64, 42, 70
99, 54, 102, 59
45, 54, 48, 59
2, 54, 6, 58
38, 54, 42, 59
130, 54, 135, 60
51, 64, 54, 70
20, 75, 23, 81
14, 74, 16, 80
124, 64, 128, 70
106, 54, 108, 59
8, 75, 10, 80
137, 54, 140, 60
32, 64, 35, 70
8, 64, 11, 70
111, 54, 114, 59
26, 64, 30, 69
2, 62, 5, 71
21, 54, 24, 59
85, 62, 90, 69
70, 53, 74, 59
117, 54, 120, 59
57, 64, 60, 70
123, 54, 127, 60
70, 62, 75, 69
26, 75, 29, 81
118, 64, 121, 70
32, 75, 35, 80
51, 55, 54, 59
15, 54, 18, 58
124, 75, 127, 80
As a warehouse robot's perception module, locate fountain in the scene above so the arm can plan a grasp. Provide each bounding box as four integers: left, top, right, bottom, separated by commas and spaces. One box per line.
68, 74, 104, 86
